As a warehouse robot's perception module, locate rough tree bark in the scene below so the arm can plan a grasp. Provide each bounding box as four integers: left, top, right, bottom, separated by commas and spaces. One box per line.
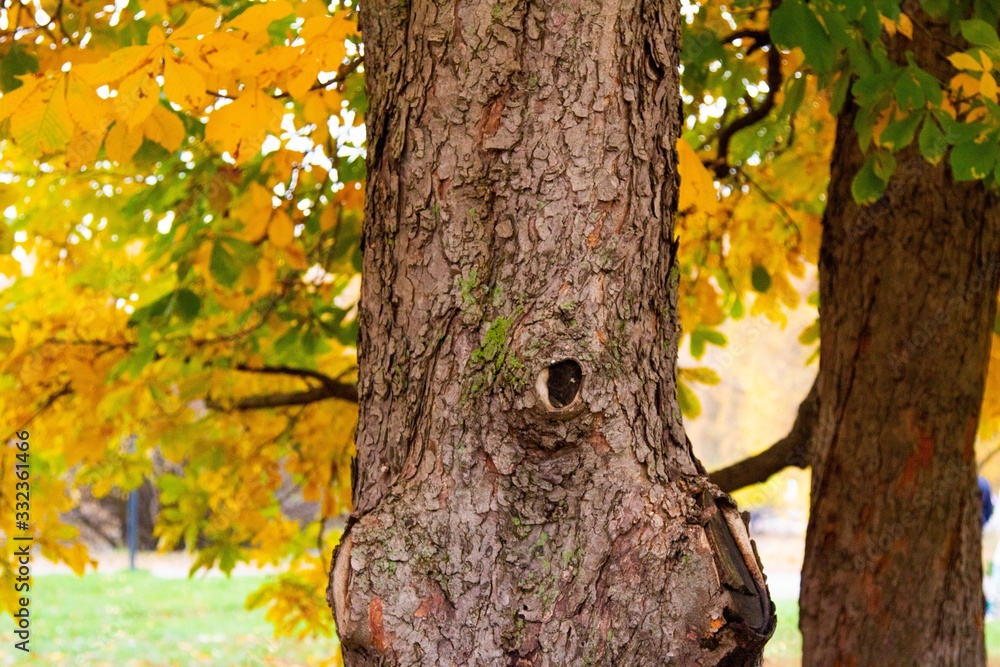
799, 6, 1000, 665
327, 0, 774, 663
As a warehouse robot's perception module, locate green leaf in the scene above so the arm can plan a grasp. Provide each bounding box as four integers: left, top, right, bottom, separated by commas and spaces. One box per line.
751, 265, 772, 293
0, 45, 39, 93
128, 291, 174, 324
859, 4, 884, 41
961, 18, 1000, 47
339, 157, 367, 183
818, 6, 852, 46
274, 329, 300, 354
268, 14, 297, 45
175, 289, 201, 322
950, 138, 999, 181
920, 0, 952, 17
781, 76, 808, 118
853, 70, 900, 108
894, 72, 925, 111
689, 327, 728, 359
209, 242, 240, 287
846, 39, 878, 78
302, 329, 319, 356
799, 319, 820, 345
875, 0, 900, 20
852, 153, 888, 203
731, 297, 745, 319
677, 380, 702, 419
918, 117, 948, 164
909, 64, 943, 107
880, 111, 923, 152
770, 0, 836, 74
872, 151, 897, 181
830, 71, 852, 115
336, 318, 359, 346
680, 367, 721, 385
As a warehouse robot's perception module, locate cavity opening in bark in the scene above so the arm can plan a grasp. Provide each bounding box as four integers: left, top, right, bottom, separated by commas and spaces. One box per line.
536, 359, 583, 410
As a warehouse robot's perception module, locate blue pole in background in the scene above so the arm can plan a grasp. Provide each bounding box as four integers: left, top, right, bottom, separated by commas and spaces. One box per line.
127, 488, 138, 570
126, 434, 138, 570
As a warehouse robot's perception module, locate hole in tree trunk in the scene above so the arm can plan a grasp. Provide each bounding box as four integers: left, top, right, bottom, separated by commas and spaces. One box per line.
545, 359, 582, 408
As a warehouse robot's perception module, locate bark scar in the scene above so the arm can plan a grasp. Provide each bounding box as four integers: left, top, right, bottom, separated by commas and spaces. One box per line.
330, 533, 354, 639
368, 596, 393, 653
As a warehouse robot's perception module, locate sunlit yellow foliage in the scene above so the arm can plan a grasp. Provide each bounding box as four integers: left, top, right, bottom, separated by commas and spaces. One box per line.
0, 0, 363, 645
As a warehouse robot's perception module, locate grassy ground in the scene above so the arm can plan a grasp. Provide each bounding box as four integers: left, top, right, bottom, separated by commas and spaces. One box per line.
0, 571, 340, 666
3, 572, 1000, 665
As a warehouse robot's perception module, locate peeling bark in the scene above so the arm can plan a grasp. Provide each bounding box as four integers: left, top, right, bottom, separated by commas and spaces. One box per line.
328, 0, 774, 664
800, 6, 1000, 665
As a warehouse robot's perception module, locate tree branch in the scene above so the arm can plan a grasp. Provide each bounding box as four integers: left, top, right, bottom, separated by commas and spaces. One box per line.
206, 384, 356, 411
233, 363, 351, 389
206, 365, 358, 411
721, 28, 770, 52
709, 379, 818, 493
713, 39, 782, 179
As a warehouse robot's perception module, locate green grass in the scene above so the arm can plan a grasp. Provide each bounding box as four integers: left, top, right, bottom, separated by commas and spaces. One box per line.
767, 599, 1000, 664
1, 571, 339, 666
4, 575, 1000, 666
766, 599, 802, 658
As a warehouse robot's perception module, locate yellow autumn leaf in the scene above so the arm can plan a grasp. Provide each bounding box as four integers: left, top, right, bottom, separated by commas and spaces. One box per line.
335, 181, 365, 210
951, 72, 982, 97
65, 130, 104, 170
982, 51, 994, 72
143, 105, 186, 151
982, 72, 999, 102
302, 91, 333, 127
205, 87, 284, 163
11, 76, 73, 154
148, 25, 167, 45
252, 46, 303, 90
233, 183, 275, 241
228, 1, 294, 44
948, 52, 983, 72
104, 121, 143, 163
268, 210, 295, 248
281, 243, 309, 270
114, 65, 160, 128
301, 15, 354, 71
163, 58, 208, 111
0, 77, 40, 123
319, 206, 338, 232
197, 31, 259, 74
170, 7, 221, 41
897, 13, 913, 39
142, 0, 168, 18
879, 15, 897, 37
301, 14, 353, 44
248, 255, 277, 300
77, 45, 151, 83
65, 71, 113, 132
677, 138, 719, 215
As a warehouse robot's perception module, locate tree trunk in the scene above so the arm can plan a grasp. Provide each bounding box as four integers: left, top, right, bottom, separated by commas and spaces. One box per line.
327, 0, 774, 663
800, 8, 1000, 665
